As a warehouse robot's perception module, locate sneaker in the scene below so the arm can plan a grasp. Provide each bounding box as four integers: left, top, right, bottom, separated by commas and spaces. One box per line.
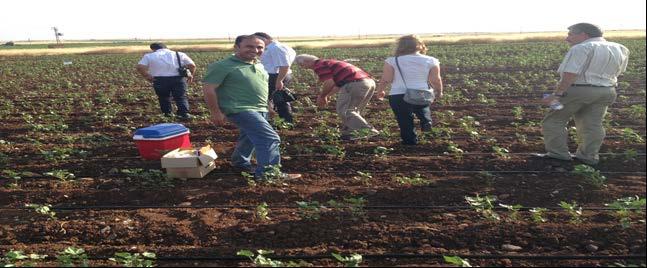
530, 153, 572, 161
177, 113, 193, 120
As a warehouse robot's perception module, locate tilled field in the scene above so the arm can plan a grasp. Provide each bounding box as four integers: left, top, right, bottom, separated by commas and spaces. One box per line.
0, 39, 645, 266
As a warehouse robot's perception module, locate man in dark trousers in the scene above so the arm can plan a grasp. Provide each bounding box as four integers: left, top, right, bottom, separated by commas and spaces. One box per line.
253, 32, 297, 123
136, 42, 196, 119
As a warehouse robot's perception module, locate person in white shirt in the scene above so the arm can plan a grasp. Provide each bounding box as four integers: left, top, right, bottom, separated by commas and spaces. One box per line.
375, 35, 443, 145
136, 42, 196, 119
253, 32, 297, 123
534, 23, 630, 165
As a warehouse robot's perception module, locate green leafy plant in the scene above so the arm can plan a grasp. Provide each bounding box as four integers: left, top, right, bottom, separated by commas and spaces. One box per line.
2, 170, 23, 189
622, 149, 638, 161
272, 117, 294, 130
1, 250, 47, 267
606, 196, 646, 228
443, 255, 472, 267
559, 201, 583, 224
44, 169, 75, 181
331, 253, 363, 267
327, 197, 367, 220
109, 252, 156, 267
445, 141, 464, 160
621, 128, 644, 143
242, 172, 257, 187
572, 164, 606, 188
25, 203, 57, 220
394, 174, 431, 186
372, 146, 393, 157
465, 194, 500, 221
476, 171, 497, 188
491, 146, 510, 160
296, 201, 323, 220
121, 168, 172, 188
237, 249, 307, 267
458, 116, 480, 140
530, 207, 548, 223
499, 203, 523, 221
255, 202, 271, 221
56, 247, 89, 267
511, 106, 524, 121
321, 144, 346, 159
353, 171, 373, 185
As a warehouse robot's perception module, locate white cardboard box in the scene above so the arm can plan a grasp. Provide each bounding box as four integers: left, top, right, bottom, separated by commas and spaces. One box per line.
161, 145, 218, 178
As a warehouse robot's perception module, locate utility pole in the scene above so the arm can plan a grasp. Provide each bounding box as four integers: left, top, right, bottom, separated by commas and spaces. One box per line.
52, 27, 63, 44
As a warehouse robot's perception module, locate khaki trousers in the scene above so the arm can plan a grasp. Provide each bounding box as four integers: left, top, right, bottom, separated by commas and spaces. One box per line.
541, 86, 617, 164
336, 79, 376, 135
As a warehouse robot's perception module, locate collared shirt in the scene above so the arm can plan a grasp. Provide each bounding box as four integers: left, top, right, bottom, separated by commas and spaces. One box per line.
202, 55, 269, 115
313, 59, 371, 87
138, 48, 195, 77
558, 37, 630, 87
260, 41, 296, 74
385, 53, 439, 95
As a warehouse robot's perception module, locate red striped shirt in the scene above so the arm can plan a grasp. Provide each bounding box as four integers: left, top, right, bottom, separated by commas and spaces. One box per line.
313, 59, 371, 87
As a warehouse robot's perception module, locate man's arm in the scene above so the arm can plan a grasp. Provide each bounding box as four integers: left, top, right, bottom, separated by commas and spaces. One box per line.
275, 66, 289, 90
543, 72, 577, 104
555, 72, 578, 95
376, 63, 394, 101
186, 63, 197, 83
316, 79, 338, 108
136, 64, 153, 82
202, 83, 226, 126
428, 66, 443, 99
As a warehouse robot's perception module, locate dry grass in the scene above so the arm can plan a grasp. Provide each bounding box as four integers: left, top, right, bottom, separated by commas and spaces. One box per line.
1, 30, 644, 57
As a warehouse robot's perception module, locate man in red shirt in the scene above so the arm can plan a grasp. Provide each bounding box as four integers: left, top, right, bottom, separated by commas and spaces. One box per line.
295, 54, 379, 141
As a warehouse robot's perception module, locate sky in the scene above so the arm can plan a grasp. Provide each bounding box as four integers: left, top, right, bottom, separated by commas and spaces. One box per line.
1, 0, 645, 41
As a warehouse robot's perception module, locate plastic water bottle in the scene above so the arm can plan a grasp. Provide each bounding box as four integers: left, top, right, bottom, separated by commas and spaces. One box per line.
543, 93, 564, 110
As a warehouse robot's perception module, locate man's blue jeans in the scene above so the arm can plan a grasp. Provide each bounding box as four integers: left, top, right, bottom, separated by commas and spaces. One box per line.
227, 111, 281, 177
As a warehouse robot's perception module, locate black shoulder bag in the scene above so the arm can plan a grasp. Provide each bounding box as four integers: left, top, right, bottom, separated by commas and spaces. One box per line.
176, 51, 191, 77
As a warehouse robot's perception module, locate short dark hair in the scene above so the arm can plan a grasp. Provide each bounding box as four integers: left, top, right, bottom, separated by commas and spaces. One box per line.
568, 23, 603, 38
234, 35, 263, 47
150, 42, 167, 50
253, 32, 272, 41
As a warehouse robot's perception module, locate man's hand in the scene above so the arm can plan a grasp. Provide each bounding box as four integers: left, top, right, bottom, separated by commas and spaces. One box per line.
435, 90, 443, 99
275, 80, 284, 91
316, 95, 329, 108
186, 73, 194, 84
210, 111, 227, 126
375, 90, 386, 101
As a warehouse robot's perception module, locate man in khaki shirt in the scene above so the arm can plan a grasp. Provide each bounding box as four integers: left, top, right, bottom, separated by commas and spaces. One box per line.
534, 23, 630, 165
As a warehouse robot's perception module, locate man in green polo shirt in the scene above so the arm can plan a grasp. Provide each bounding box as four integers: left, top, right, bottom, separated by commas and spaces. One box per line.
202, 35, 301, 180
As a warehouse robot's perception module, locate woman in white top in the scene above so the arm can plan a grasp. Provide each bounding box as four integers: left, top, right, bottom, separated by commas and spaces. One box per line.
376, 35, 443, 145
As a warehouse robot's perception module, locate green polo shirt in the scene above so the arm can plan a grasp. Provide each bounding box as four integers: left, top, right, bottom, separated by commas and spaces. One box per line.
203, 55, 269, 115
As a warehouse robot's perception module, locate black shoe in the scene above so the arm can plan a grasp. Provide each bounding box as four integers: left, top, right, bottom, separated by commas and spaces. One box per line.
163, 113, 174, 117
530, 153, 571, 161
421, 123, 432, 132
177, 114, 193, 120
